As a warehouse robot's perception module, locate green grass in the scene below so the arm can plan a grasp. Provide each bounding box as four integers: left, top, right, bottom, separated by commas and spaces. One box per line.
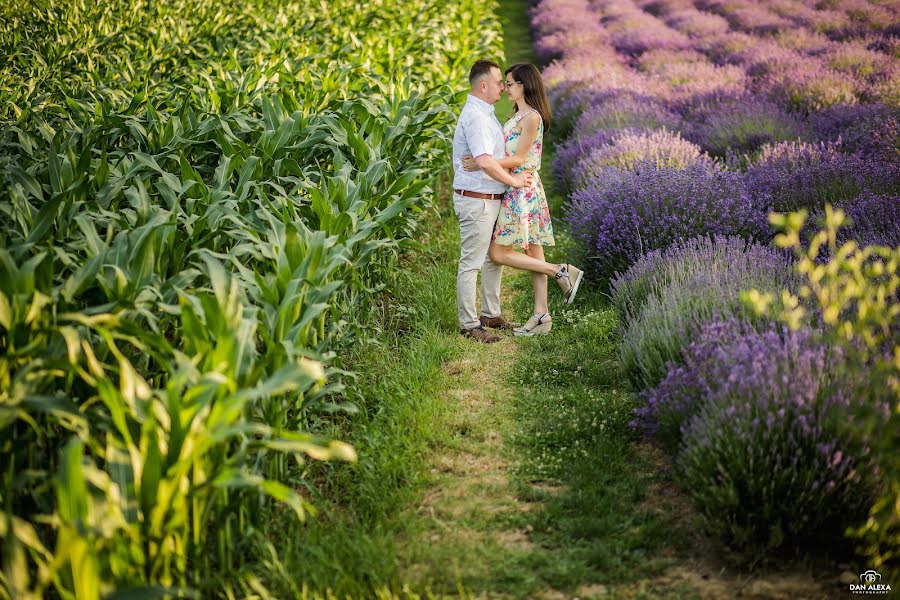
258, 198, 468, 597
504, 280, 683, 596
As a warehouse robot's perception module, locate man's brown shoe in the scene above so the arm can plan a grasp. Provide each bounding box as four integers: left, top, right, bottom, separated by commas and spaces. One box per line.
480, 314, 516, 330
461, 325, 501, 343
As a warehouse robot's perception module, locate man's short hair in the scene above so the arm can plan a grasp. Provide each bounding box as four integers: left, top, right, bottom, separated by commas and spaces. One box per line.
469, 59, 500, 86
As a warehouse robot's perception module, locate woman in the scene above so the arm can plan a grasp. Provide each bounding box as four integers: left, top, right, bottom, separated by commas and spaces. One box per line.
463, 63, 583, 336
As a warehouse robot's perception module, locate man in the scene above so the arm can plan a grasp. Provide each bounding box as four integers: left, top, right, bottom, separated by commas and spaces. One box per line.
451, 59, 532, 344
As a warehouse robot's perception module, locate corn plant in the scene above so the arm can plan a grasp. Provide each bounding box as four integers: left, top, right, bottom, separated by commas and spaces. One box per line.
0, 0, 504, 596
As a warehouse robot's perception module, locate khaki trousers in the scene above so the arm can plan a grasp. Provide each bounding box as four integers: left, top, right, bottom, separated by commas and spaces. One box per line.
453, 193, 503, 330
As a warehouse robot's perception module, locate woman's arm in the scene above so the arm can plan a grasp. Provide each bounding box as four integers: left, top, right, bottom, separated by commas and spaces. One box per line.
497, 112, 540, 170
463, 112, 542, 172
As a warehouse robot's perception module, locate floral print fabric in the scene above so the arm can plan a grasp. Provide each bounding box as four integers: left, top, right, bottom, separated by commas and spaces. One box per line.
493, 110, 555, 248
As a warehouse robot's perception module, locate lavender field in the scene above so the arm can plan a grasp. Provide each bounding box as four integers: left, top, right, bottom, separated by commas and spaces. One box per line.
531, 0, 899, 577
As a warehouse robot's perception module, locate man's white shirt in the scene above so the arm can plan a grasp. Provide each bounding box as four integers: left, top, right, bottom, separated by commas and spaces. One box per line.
452, 94, 507, 195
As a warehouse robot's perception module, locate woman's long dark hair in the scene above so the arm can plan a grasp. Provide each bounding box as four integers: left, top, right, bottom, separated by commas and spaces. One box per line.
505, 63, 552, 131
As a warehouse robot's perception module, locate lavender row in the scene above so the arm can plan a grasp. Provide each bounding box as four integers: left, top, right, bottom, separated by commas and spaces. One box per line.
529, 0, 898, 558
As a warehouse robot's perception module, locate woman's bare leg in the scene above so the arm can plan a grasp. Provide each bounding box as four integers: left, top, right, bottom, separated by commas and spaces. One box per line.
525, 244, 549, 315
488, 242, 558, 277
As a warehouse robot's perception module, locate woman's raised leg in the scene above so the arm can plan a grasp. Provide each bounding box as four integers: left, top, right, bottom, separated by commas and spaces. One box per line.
488, 241, 557, 276
488, 241, 584, 305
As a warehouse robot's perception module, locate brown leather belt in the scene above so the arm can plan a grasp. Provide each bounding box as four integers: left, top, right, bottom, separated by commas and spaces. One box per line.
454, 188, 504, 200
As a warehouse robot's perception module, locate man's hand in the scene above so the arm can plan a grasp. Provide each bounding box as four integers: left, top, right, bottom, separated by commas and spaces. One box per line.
462, 155, 480, 171
511, 172, 533, 188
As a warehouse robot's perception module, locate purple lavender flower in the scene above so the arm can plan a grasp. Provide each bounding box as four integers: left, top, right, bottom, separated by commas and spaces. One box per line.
642, 57, 748, 103
530, 0, 624, 85
745, 140, 900, 213
864, 67, 899, 107
548, 69, 663, 134
774, 4, 848, 37
533, 17, 611, 63
730, 40, 813, 78
543, 49, 632, 109
835, 0, 897, 38
636, 0, 695, 16
598, 1, 693, 55
566, 161, 770, 282
701, 31, 763, 65
866, 35, 900, 59
771, 28, 835, 55
554, 129, 625, 185
724, 5, 793, 34
826, 41, 895, 82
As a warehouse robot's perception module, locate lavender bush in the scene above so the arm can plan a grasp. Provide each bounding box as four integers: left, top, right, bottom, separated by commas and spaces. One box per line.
721, 38, 809, 78
809, 102, 900, 156
826, 41, 895, 81
637, 0, 694, 17
567, 160, 769, 281
686, 96, 810, 159
675, 321, 876, 556
724, 5, 793, 34
834, 0, 897, 38
610, 235, 796, 326
572, 129, 709, 188
866, 69, 899, 108
601, 3, 692, 55
618, 241, 793, 390
760, 63, 859, 111
702, 31, 762, 65
771, 28, 835, 54
553, 129, 622, 185
639, 50, 747, 101
745, 140, 900, 213
574, 92, 683, 139
835, 193, 900, 249
867, 35, 900, 59
779, 5, 848, 38
534, 19, 611, 63
665, 9, 731, 37
542, 48, 629, 103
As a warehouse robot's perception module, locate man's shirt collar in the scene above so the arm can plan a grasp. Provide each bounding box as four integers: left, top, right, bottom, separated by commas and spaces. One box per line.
466, 94, 495, 114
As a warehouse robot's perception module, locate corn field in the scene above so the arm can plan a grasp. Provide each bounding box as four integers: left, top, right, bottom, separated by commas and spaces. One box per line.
0, 0, 502, 596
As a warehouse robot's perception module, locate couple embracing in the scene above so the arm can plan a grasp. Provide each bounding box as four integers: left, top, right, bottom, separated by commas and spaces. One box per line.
452, 59, 583, 344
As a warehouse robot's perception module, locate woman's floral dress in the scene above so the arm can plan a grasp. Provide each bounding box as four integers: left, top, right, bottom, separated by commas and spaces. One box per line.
493, 109, 555, 249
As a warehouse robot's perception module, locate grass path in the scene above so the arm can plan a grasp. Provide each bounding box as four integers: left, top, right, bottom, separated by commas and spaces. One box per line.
396, 3, 680, 596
